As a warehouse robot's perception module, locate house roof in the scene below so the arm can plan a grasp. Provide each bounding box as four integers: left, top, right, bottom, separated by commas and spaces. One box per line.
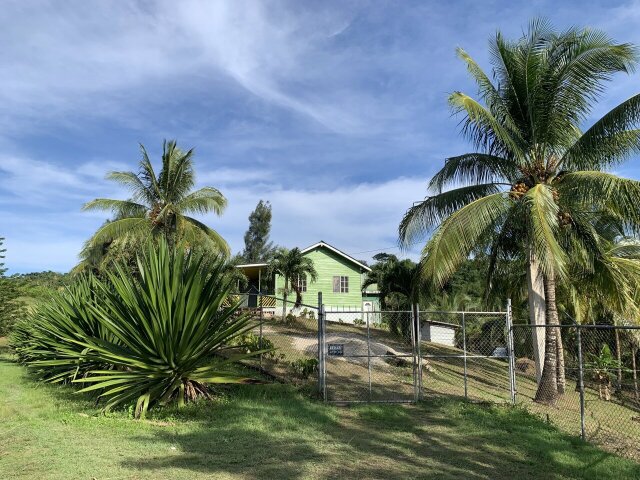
235, 262, 269, 269
301, 241, 371, 272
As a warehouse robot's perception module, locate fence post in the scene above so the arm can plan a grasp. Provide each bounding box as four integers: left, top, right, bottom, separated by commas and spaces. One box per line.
506, 298, 516, 405
576, 324, 586, 440
410, 305, 418, 402
462, 311, 468, 400
259, 295, 264, 369
415, 304, 423, 401
367, 308, 372, 401
317, 292, 325, 400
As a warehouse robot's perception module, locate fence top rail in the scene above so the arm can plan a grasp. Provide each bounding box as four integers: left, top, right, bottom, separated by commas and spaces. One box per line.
512, 323, 640, 330
421, 310, 507, 315
327, 310, 412, 314
324, 309, 508, 315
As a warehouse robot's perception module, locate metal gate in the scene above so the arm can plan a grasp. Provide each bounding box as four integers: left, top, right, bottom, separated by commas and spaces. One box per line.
317, 299, 514, 404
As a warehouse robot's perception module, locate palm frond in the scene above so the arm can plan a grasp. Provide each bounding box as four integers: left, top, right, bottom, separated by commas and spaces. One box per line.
181, 216, 230, 257
449, 92, 526, 159
561, 94, 640, 170
420, 193, 512, 288
521, 184, 566, 277
558, 171, 640, 228
86, 217, 152, 248
429, 153, 517, 192
399, 183, 502, 246
176, 187, 227, 216
82, 199, 147, 217
105, 171, 155, 204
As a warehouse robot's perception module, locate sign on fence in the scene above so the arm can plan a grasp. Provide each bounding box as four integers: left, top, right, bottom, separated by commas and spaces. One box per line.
328, 344, 344, 356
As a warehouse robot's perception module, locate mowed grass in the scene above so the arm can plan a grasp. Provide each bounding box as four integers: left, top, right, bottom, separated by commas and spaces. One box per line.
1, 338, 639, 480
252, 318, 640, 460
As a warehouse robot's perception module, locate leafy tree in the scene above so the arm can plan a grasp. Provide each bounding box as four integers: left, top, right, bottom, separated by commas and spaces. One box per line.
78, 140, 229, 272
0, 237, 25, 335
12, 239, 260, 418
364, 253, 419, 336
241, 200, 276, 262
268, 248, 317, 320
586, 344, 621, 401
400, 20, 640, 404
365, 254, 419, 308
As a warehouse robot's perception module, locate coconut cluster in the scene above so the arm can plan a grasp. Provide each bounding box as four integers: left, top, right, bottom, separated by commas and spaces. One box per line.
558, 211, 572, 226
509, 182, 529, 198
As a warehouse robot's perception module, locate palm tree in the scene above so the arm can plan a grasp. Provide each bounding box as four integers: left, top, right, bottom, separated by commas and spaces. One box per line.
80, 140, 229, 270
364, 254, 420, 308
268, 248, 318, 320
399, 20, 640, 404
364, 254, 420, 336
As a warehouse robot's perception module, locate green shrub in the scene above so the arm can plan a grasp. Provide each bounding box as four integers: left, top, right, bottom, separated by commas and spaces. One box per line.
229, 333, 276, 359
11, 240, 259, 418
288, 358, 318, 378
285, 312, 297, 325
353, 318, 365, 326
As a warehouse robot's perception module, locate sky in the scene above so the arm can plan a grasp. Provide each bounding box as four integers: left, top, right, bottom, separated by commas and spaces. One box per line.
2, 0, 640, 273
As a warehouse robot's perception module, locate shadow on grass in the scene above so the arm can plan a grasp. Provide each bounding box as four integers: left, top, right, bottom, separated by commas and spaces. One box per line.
121, 385, 640, 480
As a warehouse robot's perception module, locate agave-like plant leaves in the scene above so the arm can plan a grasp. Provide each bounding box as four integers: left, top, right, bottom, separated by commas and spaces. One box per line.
11, 276, 111, 384
12, 239, 264, 418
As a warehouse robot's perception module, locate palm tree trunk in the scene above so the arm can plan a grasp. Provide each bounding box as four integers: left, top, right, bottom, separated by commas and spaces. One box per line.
615, 328, 622, 392
535, 269, 559, 405
556, 326, 566, 394
527, 253, 546, 383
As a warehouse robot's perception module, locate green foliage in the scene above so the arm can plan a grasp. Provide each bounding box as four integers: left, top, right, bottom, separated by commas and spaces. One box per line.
0, 237, 26, 335
12, 240, 260, 418
229, 333, 276, 359
11, 271, 70, 298
400, 21, 640, 291
241, 200, 276, 263
77, 140, 229, 274
285, 312, 297, 325
353, 318, 365, 326
288, 358, 318, 378
365, 253, 419, 308
399, 20, 640, 402
268, 247, 318, 316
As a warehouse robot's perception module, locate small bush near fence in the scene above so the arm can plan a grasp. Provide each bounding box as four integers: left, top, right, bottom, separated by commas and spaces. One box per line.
289, 358, 319, 379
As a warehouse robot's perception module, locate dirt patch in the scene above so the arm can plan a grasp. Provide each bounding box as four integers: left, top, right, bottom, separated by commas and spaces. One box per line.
516, 358, 536, 378
262, 326, 411, 367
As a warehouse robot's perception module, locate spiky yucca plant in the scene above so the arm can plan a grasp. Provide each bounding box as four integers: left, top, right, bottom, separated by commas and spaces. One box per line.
12, 240, 261, 418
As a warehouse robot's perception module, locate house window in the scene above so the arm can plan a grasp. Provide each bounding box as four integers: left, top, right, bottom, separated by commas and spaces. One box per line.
295, 275, 307, 292
333, 276, 349, 293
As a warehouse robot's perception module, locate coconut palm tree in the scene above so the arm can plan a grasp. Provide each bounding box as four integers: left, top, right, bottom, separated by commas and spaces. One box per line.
80, 140, 229, 270
268, 248, 318, 320
364, 254, 421, 336
364, 253, 420, 309
399, 20, 640, 404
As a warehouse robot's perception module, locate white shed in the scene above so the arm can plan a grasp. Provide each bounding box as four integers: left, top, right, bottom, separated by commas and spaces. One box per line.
421, 321, 456, 347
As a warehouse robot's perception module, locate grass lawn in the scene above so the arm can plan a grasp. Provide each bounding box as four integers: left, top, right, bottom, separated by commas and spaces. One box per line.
1, 339, 639, 479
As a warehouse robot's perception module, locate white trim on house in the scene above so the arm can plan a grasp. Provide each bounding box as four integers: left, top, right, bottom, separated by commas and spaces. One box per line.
235, 263, 269, 268
301, 241, 372, 272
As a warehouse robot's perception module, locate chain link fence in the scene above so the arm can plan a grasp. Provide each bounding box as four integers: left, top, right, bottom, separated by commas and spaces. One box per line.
230, 293, 321, 390
231, 292, 640, 460
511, 324, 640, 461
420, 310, 512, 403
321, 310, 417, 403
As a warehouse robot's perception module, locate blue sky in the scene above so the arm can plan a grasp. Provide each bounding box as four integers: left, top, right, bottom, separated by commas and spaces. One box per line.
2, 0, 640, 273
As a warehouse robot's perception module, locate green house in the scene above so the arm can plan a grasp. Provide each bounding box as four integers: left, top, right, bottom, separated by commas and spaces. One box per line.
236, 241, 381, 319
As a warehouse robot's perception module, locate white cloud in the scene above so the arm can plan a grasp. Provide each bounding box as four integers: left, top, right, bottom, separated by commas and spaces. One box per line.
1, 154, 427, 273
0, 1, 391, 136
